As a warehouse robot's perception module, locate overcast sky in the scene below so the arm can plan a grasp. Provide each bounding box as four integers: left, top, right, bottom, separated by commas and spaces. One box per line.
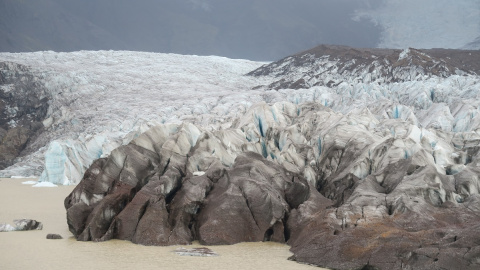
0, 0, 479, 60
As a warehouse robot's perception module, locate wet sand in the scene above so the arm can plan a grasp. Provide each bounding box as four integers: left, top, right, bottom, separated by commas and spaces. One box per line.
0, 178, 326, 270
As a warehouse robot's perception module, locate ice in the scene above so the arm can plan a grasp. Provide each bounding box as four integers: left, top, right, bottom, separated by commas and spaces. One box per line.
38, 141, 67, 185
0, 224, 15, 232
398, 48, 410, 61
32, 182, 58, 187
21, 181, 37, 185
36, 136, 112, 185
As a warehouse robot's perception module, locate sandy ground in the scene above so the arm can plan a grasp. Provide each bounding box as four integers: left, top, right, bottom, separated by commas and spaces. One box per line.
0, 178, 326, 270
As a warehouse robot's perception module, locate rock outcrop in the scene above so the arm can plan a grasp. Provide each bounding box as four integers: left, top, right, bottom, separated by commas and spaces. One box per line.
66, 101, 480, 270
0, 62, 49, 170
65, 140, 309, 246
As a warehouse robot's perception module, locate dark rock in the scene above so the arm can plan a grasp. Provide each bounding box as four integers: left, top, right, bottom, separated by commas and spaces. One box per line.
196, 153, 295, 245
0, 62, 49, 170
0, 126, 31, 168
65, 127, 310, 247
46, 234, 63, 239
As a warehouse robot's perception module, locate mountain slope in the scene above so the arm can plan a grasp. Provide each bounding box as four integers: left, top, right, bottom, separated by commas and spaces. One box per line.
248, 45, 480, 89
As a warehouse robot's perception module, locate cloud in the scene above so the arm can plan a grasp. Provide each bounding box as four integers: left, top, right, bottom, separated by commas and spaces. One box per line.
188, 0, 211, 12
353, 0, 480, 49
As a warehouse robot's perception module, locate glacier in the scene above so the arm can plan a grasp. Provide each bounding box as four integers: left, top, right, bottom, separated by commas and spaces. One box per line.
1, 47, 480, 188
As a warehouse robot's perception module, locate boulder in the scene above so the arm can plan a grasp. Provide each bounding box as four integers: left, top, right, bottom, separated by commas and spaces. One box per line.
46, 234, 63, 239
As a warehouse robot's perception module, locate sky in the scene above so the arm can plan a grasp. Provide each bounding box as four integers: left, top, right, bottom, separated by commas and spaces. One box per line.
0, 0, 479, 60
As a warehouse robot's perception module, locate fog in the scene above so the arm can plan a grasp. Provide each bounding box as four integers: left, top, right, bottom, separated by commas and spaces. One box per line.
0, 0, 478, 60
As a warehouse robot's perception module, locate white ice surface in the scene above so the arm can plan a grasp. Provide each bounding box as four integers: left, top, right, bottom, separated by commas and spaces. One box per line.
21, 181, 37, 185
32, 182, 58, 188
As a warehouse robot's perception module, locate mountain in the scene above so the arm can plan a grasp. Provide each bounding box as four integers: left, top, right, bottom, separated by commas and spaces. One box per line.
249, 45, 480, 89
